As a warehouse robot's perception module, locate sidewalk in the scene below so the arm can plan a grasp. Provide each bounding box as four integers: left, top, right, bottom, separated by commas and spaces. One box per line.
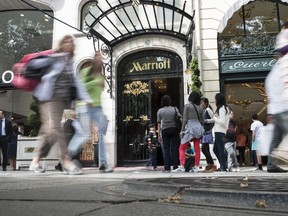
1, 165, 288, 215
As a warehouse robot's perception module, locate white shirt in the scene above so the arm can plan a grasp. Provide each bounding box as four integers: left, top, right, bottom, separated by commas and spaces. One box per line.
213, 106, 230, 134
265, 54, 288, 114
250, 120, 263, 140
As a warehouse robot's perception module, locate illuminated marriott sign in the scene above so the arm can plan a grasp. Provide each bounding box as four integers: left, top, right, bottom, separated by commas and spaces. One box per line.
129, 59, 171, 73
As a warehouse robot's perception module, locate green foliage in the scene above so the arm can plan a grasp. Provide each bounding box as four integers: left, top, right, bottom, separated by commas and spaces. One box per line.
189, 58, 202, 96
27, 98, 41, 137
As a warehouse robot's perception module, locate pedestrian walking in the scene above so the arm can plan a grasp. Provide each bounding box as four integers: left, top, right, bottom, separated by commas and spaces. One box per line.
175, 92, 204, 173
7, 124, 22, 171
157, 95, 181, 173
250, 114, 264, 171
80, 52, 113, 173
0, 110, 12, 171
29, 35, 93, 175
200, 97, 217, 172
265, 23, 288, 172
236, 129, 247, 166
224, 111, 240, 172
213, 93, 230, 172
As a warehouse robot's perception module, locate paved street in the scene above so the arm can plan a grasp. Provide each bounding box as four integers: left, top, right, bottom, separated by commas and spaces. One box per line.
1, 166, 288, 216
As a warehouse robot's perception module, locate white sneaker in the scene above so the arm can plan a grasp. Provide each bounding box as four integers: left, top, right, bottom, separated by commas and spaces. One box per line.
189, 167, 198, 173
172, 167, 185, 173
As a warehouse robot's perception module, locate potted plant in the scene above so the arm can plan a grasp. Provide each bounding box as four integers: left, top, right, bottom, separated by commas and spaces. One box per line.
27, 97, 41, 137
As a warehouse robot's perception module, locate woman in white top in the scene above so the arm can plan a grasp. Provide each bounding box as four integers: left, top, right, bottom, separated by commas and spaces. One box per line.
213, 93, 230, 171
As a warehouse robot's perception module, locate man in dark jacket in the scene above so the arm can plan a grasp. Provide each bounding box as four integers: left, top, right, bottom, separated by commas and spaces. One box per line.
0, 110, 12, 171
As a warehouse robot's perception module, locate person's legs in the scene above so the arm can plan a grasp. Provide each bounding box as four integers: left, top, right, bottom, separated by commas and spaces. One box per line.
88, 106, 109, 166
193, 138, 201, 167
214, 132, 227, 171
151, 149, 157, 168
1, 139, 8, 171
161, 129, 171, 171
68, 106, 90, 158
170, 128, 180, 169
268, 112, 288, 171
179, 142, 189, 166
202, 143, 214, 165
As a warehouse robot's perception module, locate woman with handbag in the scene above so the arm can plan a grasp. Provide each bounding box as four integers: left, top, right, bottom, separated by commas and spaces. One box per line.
175, 92, 204, 173
157, 95, 181, 173
29, 35, 93, 175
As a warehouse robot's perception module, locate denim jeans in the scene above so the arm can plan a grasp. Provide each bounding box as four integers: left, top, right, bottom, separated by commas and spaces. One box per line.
67, 106, 90, 157
267, 111, 288, 169
213, 132, 227, 171
88, 106, 109, 166
225, 141, 238, 169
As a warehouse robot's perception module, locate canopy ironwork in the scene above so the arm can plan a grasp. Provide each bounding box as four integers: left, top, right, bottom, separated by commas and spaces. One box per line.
84, 0, 195, 47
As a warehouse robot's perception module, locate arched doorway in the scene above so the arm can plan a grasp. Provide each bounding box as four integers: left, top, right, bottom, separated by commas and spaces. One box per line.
117, 50, 183, 166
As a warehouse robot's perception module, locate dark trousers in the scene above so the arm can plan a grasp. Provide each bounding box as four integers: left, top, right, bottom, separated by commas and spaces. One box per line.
236, 146, 246, 165
148, 149, 157, 168
161, 127, 180, 171
213, 132, 227, 171
0, 136, 8, 170
201, 143, 214, 165
184, 157, 195, 172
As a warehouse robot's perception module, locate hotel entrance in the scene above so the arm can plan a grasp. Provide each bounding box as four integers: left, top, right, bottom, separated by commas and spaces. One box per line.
116, 50, 183, 166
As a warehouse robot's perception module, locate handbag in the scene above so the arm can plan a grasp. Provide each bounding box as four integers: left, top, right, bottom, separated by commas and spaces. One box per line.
24, 55, 53, 80
174, 107, 182, 132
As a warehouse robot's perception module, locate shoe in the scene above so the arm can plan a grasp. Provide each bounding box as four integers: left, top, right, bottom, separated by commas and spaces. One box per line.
67, 167, 83, 175
171, 166, 185, 173
34, 166, 45, 173
2, 168, 7, 171
267, 167, 288, 173
207, 165, 217, 172
55, 163, 63, 172
270, 149, 288, 163
229, 167, 240, 172
99, 164, 114, 173
189, 167, 198, 173
153, 167, 160, 171
254, 168, 264, 172
29, 162, 45, 173
163, 170, 170, 173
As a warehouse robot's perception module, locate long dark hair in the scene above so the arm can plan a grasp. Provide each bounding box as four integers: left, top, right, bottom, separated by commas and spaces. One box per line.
188, 92, 201, 105
215, 93, 229, 115
201, 97, 213, 111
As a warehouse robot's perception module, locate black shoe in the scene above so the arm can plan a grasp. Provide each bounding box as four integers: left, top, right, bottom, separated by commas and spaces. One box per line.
267, 167, 288, 173
2, 168, 7, 171
55, 163, 63, 172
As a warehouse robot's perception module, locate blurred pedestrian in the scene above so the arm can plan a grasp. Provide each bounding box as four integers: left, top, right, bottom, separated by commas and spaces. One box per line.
224, 111, 240, 172
250, 114, 264, 171
157, 95, 181, 173
80, 52, 113, 173
200, 97, 217, 172
7, 124, 22, 171
30, 35, 93, 174
265, 22, 288, 172
213, 93, 230, 172
175, 92, 204, 173
0, 110, 12, 171
236, 129, 247, 166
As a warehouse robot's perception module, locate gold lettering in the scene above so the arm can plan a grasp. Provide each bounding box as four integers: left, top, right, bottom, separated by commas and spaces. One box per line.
129, 59, 171, 72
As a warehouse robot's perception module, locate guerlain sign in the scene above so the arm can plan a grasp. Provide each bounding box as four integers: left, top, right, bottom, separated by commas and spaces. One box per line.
221, 58, 276, 73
